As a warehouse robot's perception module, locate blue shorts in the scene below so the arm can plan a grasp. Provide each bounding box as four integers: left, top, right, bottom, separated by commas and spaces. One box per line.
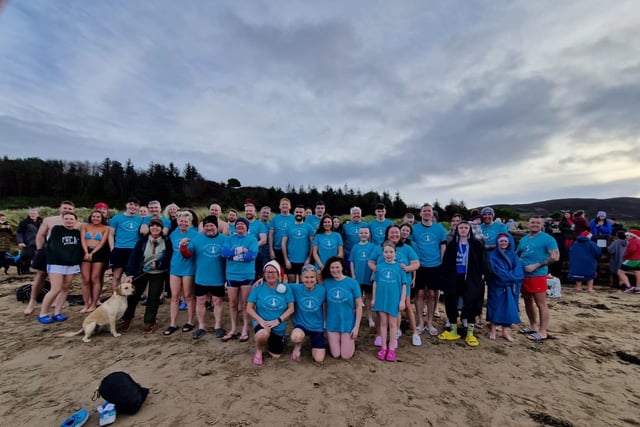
294, 325, 325, 349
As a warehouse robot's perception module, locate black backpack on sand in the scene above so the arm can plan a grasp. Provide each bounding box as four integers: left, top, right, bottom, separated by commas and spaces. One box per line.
95, 371, 149, 415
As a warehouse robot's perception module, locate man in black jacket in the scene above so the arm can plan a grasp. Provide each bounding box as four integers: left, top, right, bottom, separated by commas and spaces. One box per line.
16, 209, 42, 274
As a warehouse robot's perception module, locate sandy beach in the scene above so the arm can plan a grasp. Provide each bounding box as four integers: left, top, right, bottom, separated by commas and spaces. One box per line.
1, 273, 639, 427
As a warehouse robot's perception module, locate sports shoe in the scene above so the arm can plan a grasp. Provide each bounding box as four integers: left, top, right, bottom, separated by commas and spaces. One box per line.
60, 408, 89, 427
623, 286, 637, 293
373, 336, 382, 347
412, 334, 422, 346
416, 325, 425, 334
396, 329, 402, 339
438, 330, 461, 341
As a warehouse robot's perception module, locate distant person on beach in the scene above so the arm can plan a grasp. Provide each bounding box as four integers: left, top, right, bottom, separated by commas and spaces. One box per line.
108, 197, 143, 289
269, 198, 295, 267
281, 205, 314, 283
305, 201, 325, 230
572, 210, 591, 236
289, 264, 327, 363
589, 211, 612, 237
607, 230, 628, 287
24, 201, 79, 315
16, 209, 41, 274
619, 230, 640, 293
313, 214, 344, 271
487, 233, 523, 342
342, 206, 368, 259
322, 256, 362, 360
247, 260, 294, 366
516, 216, 559, 342
568, 231, 601, 293
38, 212, 83, 324
369, 203, 393, 245
79, 210, 110, 312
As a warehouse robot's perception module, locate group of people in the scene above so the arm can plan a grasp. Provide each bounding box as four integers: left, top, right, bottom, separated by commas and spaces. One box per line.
9, 197, 640, 365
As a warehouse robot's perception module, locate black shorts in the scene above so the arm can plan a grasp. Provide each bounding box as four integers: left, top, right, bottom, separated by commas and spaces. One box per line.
415, 266, 444, 291
31, 249, 47, 272
294, 325, 325, 349
273, 249, 286, 268
254, 325, 285, 354
285, 262, 304, 275
84, 245, 110, 264
194, 284, 225, 298
110, 247, 133, 269
360, 283, 373, 294
227, 279, 253, 288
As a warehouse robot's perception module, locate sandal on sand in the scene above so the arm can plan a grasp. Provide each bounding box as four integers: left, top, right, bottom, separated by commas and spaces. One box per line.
239, 334, 250, 342
376, 349, 387, 361
386, 349, 397, 362
222, 332, 240, 342
192, 328, 206, 339
163, 326, 178, 336
181, 323, 195, 333
465, 335, 479, 347
519, 327, 536, 334
214, 328, 226, 338
427, 326, 438, 336
527, 332, 547, 342
253, 352, 263, 366
290, 352, 300, 361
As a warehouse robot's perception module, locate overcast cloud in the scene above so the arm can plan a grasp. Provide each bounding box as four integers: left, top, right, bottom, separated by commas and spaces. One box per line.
1, 0, 639, 207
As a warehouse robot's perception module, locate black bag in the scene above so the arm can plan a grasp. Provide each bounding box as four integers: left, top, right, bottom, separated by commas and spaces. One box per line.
96, 371, 149, 415
16, 281, 51, 303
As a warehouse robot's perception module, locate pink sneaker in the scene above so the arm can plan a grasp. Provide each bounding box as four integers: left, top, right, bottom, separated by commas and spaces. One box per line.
376, 349, 387, 361
374, 336, 382, 347
386, 349, 397, 362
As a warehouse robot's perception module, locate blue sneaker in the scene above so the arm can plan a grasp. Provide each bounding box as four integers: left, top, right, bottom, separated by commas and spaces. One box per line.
53, 313, 68, 322
37, 315, 54, 324
179, 301, 187, 311
60, 408, 89, 427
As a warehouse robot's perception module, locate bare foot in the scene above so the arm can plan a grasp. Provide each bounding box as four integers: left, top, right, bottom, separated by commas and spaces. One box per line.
587, 289, 595, 294
501, 331, 515, 342
79, 307, 88, 313
24, 303, 35, 315
86, 307, 96, 313
489, 331, 497, 340
575, 287, 583, 292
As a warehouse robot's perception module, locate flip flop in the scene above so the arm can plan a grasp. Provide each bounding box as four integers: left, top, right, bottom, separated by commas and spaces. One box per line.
253, 352, 263, 366
290, 352, 300, 361
221, 332, 240, 342
527, 332, 547, 342
427, 326, 438, 336
181, 323, 195, 333
214, 328, 226, 338
519, 327, 536, 334
192, 328, 206, 339
239, 334, 250, 342
163, 326, 178, 336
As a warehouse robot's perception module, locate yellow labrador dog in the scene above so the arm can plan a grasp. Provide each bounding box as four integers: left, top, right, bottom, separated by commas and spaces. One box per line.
58, 280, 135, 342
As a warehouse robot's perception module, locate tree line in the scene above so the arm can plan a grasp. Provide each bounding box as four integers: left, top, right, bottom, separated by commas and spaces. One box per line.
0, 156, 523, 221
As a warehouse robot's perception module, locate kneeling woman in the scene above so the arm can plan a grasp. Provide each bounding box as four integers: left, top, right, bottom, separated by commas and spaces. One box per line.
289, 265, 327, 363
247, 261, 294, 366
322, 256, 363, 359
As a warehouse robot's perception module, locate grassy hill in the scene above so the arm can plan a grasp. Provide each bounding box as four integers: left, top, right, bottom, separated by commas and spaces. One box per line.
492, 197, 640, 222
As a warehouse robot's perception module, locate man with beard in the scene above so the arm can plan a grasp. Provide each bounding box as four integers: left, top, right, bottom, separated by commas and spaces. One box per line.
282, 205, 315, 283
244, 201, 267, 280
180, 215, 228, 339
305, 201, 326, 230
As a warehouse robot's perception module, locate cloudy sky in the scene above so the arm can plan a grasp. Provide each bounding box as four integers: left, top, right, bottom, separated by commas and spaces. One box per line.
1, 1, 639, 207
